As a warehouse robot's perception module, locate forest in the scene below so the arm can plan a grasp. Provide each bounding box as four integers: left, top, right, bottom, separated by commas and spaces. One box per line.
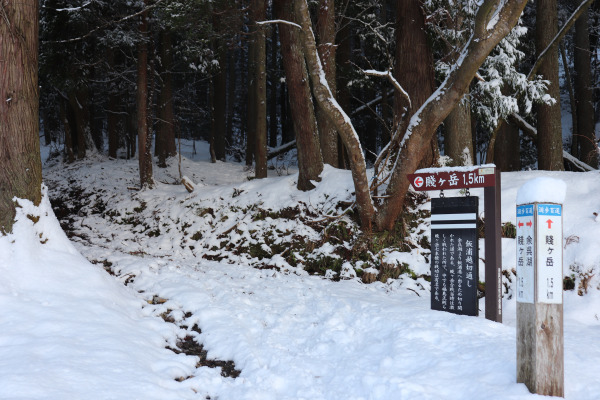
3, 2, 600, 398
3, 0, 600, 235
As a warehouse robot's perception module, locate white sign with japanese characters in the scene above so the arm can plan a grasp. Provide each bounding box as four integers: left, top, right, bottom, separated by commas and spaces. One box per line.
516, 204, 535, 303
536, 203, 563, 304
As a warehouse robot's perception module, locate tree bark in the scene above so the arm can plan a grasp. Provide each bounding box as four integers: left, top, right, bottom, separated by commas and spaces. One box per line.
156, 29, 177, 167
106, 48, 120, 159
275, 0, 324, 191
574, 1, 598, 167
494, 121, 521, 171
536, 0, 564, 171
252, 0, 268, 178
68, 88, 95, 159
60, 98, 75, 163
0, 0, 42, 234
444, 95, 474, 165
394, 0, 437, 168
136, 1, 153, 187
246, 19, 257, 167
316, 0, 340, 168
269, 24, 279, 149
213, 48, 227, 162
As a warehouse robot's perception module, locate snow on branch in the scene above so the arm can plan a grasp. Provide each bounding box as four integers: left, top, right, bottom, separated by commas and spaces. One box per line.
44, 1, 93, 12
363, 69, 411, 109
256, 20, 302, 30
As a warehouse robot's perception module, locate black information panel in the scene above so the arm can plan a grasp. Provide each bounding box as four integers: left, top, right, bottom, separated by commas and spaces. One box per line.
430, 196, 479, 316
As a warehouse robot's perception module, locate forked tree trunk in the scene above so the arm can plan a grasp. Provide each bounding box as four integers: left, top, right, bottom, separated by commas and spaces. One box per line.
136, 1, 153, 188
275, 0, 323, 191
295, 0, 528, 232
0, 0, 42, 234
295, 0, 375, 229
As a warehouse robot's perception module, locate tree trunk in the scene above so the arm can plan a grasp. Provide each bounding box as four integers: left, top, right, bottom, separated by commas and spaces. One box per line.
394, 0, 437, 168
0, 0, 42, 234
536, 0, 564, 171
494, 121, 521, 171
136, 2, 153, 187
336, 13, 352, 170
106, 48, 120, 159
253, 0, 268, 178
295, 0, 374, 229
227, 49, 236, 148
574, 1, 598, 167
316, 0, 340, 167
246, 26, 257, 167
68, 88, 95, 159
374, 1, 529, 231
269, 24, 279, 149
213, 47, 227, 161
60, 98, 75, 163
156, 29, 177, 167
444, 95, 474, 165
275, 0, 324, 191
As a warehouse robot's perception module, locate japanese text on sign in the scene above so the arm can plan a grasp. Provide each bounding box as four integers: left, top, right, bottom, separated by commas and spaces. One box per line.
536, 204, 563, 304
408, 167, 496, 191
430, 197, 479, 316
516, 204, 535, 303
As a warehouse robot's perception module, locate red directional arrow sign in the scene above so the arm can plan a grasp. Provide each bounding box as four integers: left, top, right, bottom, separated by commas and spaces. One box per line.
518, 222, 524, 228
526, 221, 532, 227
413, 176, 424, 188
546, 219, 553, 229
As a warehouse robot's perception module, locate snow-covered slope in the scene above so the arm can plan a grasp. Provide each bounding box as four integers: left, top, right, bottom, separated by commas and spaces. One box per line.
1, 141, 598, 399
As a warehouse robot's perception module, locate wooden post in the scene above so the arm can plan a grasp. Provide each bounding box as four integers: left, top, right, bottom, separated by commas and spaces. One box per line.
516, 202, 564, 397
484, 168, 502, 322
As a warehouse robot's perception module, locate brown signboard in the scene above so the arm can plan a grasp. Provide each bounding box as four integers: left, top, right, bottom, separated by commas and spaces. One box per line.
408, 166, 496, 191
409, 165, 503, 323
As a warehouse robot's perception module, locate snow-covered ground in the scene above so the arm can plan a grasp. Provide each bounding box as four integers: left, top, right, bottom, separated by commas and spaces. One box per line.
1, 140, 599, 399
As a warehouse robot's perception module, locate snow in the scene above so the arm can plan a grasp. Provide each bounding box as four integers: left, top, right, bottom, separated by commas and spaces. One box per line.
2, 140, 600, 399
516, 176, 567, 205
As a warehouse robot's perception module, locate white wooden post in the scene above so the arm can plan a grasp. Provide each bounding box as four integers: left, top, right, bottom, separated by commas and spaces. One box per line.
516, 178, 565, 397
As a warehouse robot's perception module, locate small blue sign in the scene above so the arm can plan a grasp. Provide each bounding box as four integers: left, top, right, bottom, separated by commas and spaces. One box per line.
537, 204, 562, 216
517, 204, 534, 217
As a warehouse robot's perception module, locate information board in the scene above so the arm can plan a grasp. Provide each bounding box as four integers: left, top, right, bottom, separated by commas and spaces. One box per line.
516, 204, 535, 303
536, 204, 563, 304
431, 197, 479, 316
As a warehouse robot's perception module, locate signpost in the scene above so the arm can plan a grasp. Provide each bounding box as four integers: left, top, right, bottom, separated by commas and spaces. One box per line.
431, 197, 479, 316
516, 202, 564, 397
409, 165, 502, 322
